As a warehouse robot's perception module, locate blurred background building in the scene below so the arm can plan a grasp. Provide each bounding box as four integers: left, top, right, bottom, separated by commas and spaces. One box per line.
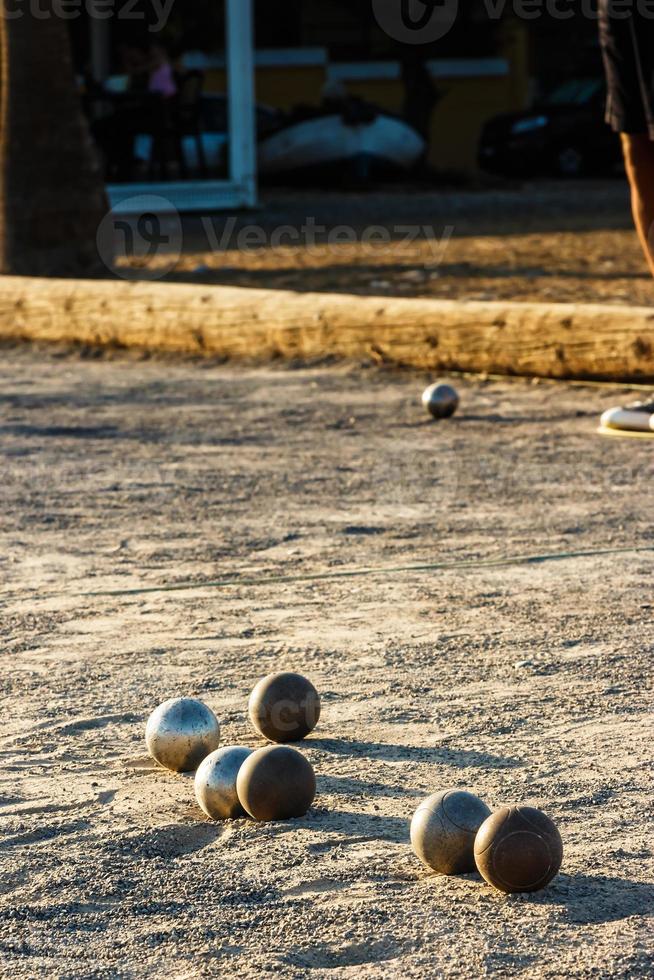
70, 1, 605, 181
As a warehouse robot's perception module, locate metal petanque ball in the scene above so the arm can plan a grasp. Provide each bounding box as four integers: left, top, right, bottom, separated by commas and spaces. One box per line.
248, 671, 321, 743
145, 697, 221, 773
194, 746, 253, 820
474, 805, 563, 894
422, 382, 459, 420
411, 789, 492, 875
236, 744, 316, 821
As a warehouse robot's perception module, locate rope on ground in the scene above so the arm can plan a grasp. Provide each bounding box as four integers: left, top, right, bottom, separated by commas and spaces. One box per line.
87, 544, 654, 598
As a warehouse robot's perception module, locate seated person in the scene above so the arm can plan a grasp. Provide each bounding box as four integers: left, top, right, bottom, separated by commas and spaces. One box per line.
146, 43, 178, 100
92, 41, 178, 180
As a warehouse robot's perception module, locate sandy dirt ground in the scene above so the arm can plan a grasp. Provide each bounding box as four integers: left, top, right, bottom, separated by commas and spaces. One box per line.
1, 344, 653, 978
120, 181, 654, 308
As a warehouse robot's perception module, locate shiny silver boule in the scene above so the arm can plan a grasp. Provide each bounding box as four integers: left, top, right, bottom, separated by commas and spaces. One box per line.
145, 697, 221, 773
422, 382, 459, 420
195, 746, 253, 820
411, 789, 491, 875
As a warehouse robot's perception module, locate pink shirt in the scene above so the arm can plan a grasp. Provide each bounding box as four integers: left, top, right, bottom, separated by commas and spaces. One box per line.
149, 64, 177, 99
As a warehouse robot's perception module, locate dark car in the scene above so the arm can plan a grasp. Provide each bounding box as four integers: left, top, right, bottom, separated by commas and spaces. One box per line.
478, 78, 622, 178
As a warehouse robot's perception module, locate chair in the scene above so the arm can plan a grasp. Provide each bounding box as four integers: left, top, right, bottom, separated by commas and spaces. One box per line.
147, 70, 207, 180
174, 71, 208, 178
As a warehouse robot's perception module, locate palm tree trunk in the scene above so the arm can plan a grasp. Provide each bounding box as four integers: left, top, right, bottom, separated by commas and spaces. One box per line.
0, 2, 110, 275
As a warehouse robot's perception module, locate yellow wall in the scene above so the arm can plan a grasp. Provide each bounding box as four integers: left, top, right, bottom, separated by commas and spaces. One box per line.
500, 19, 531, 112
343, 75, 517, 173
202, 31, 531, 174
203, 67, 327, 110
339, 28, 530, 173
431, 78, 514, 172
256, 67, 327, 110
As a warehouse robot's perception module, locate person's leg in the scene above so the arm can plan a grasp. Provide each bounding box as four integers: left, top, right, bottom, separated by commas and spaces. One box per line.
599, 1, 654, 274
597, 5, 654, 433
621, 132, 654, 278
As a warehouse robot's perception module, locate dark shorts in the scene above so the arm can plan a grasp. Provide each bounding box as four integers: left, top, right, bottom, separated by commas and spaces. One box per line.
599, 0, 654, 137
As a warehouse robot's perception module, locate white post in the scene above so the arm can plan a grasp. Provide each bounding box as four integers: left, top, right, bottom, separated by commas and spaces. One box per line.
108, 0, 258, 212
226, 0, 258, 207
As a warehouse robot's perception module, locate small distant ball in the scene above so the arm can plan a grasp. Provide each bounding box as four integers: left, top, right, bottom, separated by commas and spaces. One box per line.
474, 805, 563, 893
145, 697, 220, 773
411, 789, 491, 875
422, 382, 459, 420
194, 746, 253, 820
248, 672, 321, 743
236, 745, 316, 821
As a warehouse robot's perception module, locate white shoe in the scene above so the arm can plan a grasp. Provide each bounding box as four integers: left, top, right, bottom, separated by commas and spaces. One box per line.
600, 400, 654, 433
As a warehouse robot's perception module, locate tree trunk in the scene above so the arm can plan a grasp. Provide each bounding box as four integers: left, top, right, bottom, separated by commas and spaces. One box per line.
0, 3, 110, 275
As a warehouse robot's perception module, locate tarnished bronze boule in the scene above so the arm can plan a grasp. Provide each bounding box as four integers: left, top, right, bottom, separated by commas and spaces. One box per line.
474, 805, 563, 893
194, 746, 252, 820
248, 672, 321, 742
411, 789, 491, 875
422, 382, 459, 420
236, 745, 316, 821
145, 697, 220, 773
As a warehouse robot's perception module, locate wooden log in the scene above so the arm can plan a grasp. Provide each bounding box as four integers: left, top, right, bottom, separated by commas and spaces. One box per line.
0, 275, 653, 381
